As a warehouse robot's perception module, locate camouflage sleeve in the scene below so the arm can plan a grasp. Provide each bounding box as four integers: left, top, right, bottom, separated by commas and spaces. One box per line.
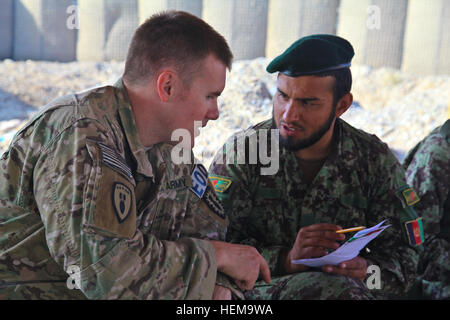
405, 133, 449, 238
361, 147, 423, 297
404, 129, 450, 299
209, 146, 287, 276
33, 119, 216, 299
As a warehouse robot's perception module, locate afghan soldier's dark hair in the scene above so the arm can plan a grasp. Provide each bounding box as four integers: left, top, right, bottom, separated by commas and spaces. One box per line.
316, 68, 353, 107
123, 10, 233, 87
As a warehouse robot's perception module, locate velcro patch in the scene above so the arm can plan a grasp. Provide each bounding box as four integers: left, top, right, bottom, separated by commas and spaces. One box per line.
190, 164, 208, 198
405, 217, 424, 246
209, 175, 232, 193
98, 142, 133, 180
402, 188, 420, 206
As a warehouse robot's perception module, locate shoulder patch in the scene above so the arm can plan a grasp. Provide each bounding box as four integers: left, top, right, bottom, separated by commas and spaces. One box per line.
112, 182, 133, 223
402, 188, 420, 206
404, 217, 424, 246
98, 142, 133, 180
209, 175, 232, 193
190, 164, 208, 198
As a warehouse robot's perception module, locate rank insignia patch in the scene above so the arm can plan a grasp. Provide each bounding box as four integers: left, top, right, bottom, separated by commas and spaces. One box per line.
402, 188, 420, 206
204, 186, 226, 219
112, 182, 133, 223
405, 217, 424, 246
209, 175, 232, 193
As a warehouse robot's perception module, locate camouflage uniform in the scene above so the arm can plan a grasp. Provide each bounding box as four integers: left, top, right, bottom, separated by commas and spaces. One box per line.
403, 119, 450, 299
209, 118, 423, 299
0, 79, 235, 300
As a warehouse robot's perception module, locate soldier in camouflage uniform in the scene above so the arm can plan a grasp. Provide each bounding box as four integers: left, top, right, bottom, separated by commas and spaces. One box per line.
0, 11, 270, 300
403, 119, 450, 299
209, 35, 423, 299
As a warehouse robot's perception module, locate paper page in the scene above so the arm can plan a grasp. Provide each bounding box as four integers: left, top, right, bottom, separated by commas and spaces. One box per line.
291, 220, 390, 267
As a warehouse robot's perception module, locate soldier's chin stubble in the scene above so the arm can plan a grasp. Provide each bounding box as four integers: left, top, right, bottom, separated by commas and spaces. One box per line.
271, 106, 336, 152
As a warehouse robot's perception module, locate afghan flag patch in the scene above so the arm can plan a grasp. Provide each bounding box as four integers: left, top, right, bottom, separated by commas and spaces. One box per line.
402, 188, 420, 206
404, 217, 424, 246
209, 175, 232, 193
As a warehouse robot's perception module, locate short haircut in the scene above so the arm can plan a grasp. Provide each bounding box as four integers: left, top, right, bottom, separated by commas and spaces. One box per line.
315, 68, 352, 106
123, 10, 233, 87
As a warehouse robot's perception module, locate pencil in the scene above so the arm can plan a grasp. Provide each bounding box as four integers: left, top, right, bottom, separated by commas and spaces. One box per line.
336, 226, 366, 234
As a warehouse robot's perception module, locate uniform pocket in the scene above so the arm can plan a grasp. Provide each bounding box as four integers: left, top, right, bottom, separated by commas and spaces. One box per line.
83, 140, 137, 239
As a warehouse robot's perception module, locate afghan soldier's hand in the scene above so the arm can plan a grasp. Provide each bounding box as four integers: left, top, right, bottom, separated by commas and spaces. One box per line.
212, 285, 232, 300
210, 240, 271, 291
322, 256, 367, 281
285, 223, 345, 274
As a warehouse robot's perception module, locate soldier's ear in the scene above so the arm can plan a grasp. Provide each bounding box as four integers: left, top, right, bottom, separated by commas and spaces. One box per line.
156, 70, 176, 102
336, 92, 353, 118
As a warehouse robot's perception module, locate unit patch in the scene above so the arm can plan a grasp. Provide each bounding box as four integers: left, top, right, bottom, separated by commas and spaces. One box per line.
112, 182, 133, 223
402, 188, 420, 206
404, 217, 424, 246
209, 175, 233, 193
98, 142, 133, 180
190, 164, 208, 198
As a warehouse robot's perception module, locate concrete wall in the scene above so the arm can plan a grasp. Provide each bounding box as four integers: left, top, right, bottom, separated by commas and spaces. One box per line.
338, 0, 408, 69
1, 0, 449, 75
402, 0, 450, 76
0, 0, 13, 59
77, 0, 138, 61
266, 0, 339, 58
203, 0, 269, 60
13, 0, 76, 62
138, 0, 202, 23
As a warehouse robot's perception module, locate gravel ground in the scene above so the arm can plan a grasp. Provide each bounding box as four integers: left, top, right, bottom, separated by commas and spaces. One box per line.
0, 58, 449, 167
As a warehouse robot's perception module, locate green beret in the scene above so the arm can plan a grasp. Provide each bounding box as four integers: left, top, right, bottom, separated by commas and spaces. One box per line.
266, 34, 355, 76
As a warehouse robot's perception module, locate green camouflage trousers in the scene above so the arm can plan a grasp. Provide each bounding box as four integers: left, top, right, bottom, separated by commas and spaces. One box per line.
244, 271, 375, 300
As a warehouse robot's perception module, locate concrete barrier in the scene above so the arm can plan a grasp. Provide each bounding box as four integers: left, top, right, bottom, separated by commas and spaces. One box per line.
402, 0, 450, 76
337, 0, 408, 69
266, 0, 339, 58
203, 0, 269, 60
364, 0, 408, 69
3, 0, 449, 75
337, 0, 369, 65
77, 0, 138, 61
0, 0, 13, 59
13, 0, 76, 62
138, 0, 202, 23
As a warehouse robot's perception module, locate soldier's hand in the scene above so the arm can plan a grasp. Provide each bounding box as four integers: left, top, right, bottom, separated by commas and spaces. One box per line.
212, 285, 232, 300
211, 240, 271, 291
285, 223, 345, 274
322, 256, 367, 281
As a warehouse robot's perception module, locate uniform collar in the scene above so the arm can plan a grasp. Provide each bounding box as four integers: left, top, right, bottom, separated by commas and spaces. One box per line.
113, 78, 154, 178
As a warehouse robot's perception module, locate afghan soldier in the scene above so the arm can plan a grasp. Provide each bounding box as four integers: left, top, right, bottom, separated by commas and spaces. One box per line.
403, 119, 450, 299
0, 11, 270, 300
209, 35, 423, 299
